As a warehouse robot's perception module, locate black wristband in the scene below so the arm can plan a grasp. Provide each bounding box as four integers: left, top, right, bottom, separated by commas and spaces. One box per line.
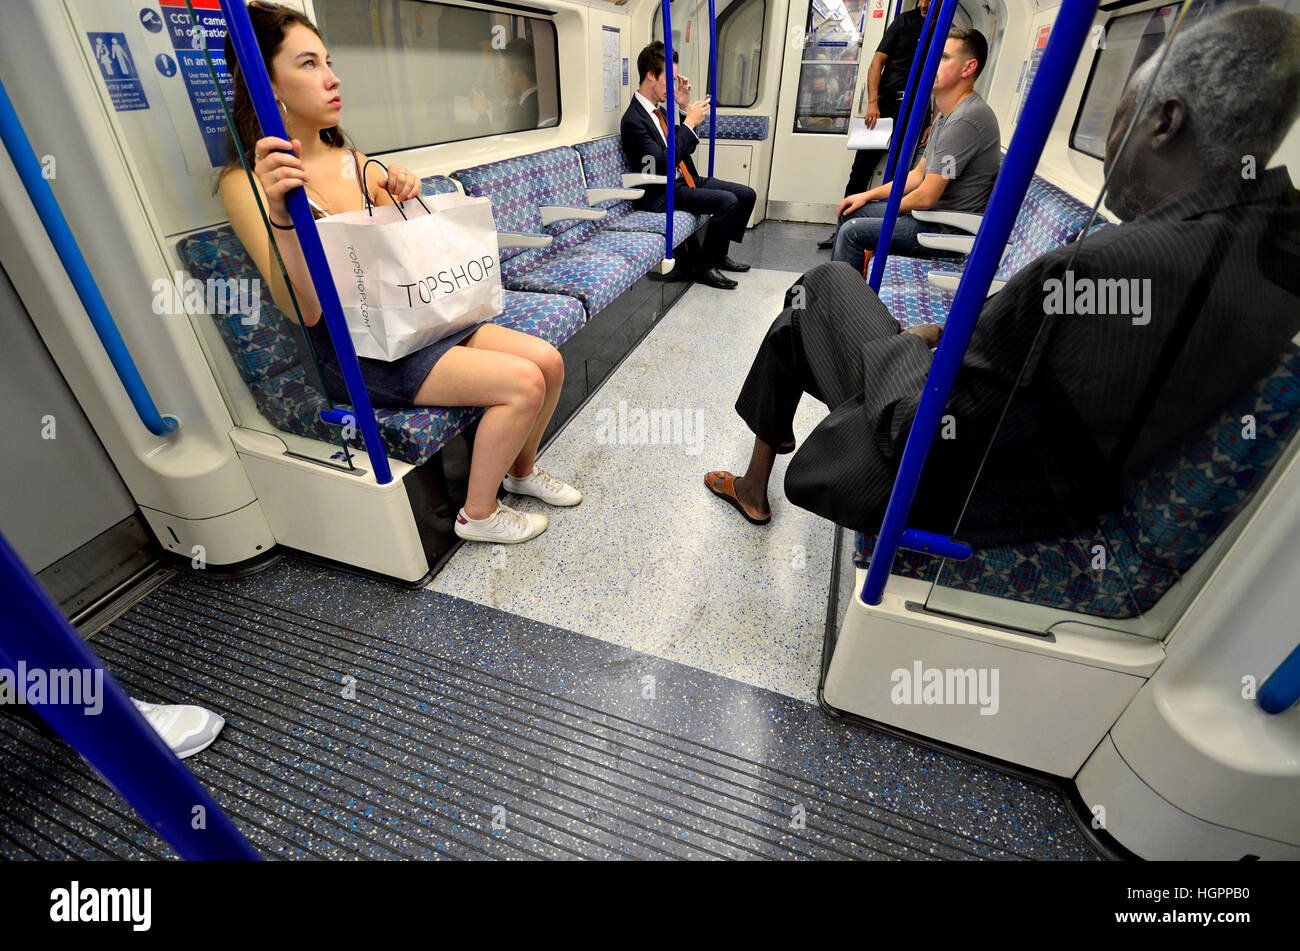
269, 217, 294, 230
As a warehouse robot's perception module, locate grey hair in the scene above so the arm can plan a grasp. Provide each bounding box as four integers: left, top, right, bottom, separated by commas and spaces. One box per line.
1139, 5, 1300, 173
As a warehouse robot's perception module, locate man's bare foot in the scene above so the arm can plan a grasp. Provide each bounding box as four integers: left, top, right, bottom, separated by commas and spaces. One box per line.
704, 471, 771, 525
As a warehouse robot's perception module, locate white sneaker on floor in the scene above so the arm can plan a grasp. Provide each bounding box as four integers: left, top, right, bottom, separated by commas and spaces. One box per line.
454, 502, 548, 543
501, 466, 582, 506
131, 697, 225, 760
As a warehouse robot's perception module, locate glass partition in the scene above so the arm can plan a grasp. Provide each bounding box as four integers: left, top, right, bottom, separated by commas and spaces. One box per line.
914, 1, 1300, 639
654, 0, 768, 108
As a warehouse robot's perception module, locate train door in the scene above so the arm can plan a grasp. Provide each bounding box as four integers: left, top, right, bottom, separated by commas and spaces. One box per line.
767, 0, 1004, 224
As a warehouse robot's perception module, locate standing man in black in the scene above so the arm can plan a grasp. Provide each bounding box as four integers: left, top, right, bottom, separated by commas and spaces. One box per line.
621, 41, 756, 290
818, 0, 934, 249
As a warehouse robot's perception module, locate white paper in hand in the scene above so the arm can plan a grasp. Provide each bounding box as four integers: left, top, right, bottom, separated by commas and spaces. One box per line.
846, 116, 893, 151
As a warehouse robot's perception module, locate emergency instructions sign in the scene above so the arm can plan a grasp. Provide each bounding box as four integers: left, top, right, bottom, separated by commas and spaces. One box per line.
157, 0, 233, 166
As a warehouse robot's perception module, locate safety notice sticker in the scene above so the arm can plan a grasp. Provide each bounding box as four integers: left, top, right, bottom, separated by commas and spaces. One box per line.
87, 32, 149, 112
157, 0, 232, 166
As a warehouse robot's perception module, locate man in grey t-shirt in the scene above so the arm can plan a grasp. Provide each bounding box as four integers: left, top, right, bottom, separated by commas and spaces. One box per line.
831, 28, 1002, 275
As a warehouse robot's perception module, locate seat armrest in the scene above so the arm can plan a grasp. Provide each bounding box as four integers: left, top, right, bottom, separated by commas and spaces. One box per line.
587, 187, 644, 203
917, 232, 976, 255
621, 172, 669, 187
497, 232, 553, 249
538, 205, 607, 226
926, 271, 1006, 297
912, 209, 984, 235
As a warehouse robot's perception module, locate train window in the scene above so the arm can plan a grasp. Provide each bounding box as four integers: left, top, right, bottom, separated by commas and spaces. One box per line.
1071, 0, 1270, 159
652, 0, 766, 108
312, 0, 561, 153
792, 0, 869, 133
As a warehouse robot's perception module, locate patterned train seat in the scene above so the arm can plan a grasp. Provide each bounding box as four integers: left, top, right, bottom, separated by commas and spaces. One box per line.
879, 175, 1107, 330
852, 345, 1300, 618
451, 147, 668, 316
571, 136, 709, 244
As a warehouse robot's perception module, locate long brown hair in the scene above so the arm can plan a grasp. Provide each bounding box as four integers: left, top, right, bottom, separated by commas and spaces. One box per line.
220, 1, 347, 176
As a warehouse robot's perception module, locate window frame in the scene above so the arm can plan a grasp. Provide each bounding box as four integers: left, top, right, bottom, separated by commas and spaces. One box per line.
312, 0, 561, 154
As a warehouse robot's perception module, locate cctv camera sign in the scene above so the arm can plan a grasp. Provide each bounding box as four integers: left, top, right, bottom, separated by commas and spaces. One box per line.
156, 0, 232, 167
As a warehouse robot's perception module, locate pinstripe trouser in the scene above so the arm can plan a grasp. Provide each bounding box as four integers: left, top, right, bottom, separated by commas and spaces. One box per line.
734, 261, 903, 448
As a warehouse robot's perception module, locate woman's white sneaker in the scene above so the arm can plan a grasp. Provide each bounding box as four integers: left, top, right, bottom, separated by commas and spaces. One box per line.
501, 466, 582, 506
454, 502, 548, 543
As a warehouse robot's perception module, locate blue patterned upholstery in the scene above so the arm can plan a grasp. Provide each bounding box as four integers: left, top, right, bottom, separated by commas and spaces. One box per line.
452, 146, 593, 249
605, 208, 709, 244
695, 114, 770, 140
420, 174, 460, 196
504, 247, 645, 316
879, 176, 1107, 328
177, 224, 585, 465
852, 345, 1300, 618
572, 136, 708, 247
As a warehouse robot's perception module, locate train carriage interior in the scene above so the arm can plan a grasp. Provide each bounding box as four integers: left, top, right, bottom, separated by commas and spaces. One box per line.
1, 0, 1298, 869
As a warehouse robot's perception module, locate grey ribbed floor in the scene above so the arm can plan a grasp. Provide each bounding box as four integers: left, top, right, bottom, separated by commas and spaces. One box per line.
0, 559, 1102, 860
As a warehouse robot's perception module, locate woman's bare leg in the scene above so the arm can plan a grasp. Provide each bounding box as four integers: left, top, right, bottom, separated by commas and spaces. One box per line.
462, 324, 565, 477
412, 346, 545, 519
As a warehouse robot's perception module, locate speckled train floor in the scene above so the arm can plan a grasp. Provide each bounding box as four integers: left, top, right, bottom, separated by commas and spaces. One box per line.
431, 259, 839, 703
0, 558, 1100, 859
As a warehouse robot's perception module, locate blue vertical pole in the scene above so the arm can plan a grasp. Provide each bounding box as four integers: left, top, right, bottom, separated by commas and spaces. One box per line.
0, 531, 260, 859
1259, 642, 1300, 714
216, 0, 392, 484
881, 0, 941, 183
707, 0, 718, 178
866, 0, 956, 292
0, 78, 178, 439
860, 0, 1100, 606
662, 1, 676, 259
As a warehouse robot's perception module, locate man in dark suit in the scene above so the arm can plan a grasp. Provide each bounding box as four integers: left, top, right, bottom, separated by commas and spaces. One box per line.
621, 41, 756, 290
704, 6, 1300, 549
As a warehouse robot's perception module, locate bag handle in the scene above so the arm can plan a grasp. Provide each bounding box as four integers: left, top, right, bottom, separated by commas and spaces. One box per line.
358, 156, 431, 219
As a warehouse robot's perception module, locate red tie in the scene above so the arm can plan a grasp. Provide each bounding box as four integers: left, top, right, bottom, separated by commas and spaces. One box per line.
655, 110, 696, 188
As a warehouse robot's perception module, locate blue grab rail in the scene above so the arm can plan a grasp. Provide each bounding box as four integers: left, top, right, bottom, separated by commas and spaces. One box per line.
860, 0, 1101, 606
662, 1, 676, 260
881, 0, 942, 185
216, 0, 393, 484
0, 530, 260, 859
867, 0, 957, 292
708, 0, 718, 178
0, 77, 178, 439
1259, 642, 1300, 714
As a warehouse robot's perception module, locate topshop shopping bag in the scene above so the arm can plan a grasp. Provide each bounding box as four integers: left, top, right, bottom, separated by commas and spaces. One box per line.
316, 160, 502, 361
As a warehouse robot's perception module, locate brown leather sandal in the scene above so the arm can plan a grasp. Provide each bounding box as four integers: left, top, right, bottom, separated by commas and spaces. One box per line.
704, 471, 771, 525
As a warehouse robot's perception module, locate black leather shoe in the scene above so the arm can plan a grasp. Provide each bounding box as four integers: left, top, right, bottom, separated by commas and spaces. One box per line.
719, 256, 750, 272
816, 233, 836, 250
696, 268, 738, 289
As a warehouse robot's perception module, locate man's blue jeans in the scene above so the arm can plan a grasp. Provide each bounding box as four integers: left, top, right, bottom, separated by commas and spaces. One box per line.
830, 200, 927, 275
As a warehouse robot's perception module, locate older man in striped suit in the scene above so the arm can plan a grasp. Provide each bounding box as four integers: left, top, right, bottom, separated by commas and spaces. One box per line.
705, 6, 1300, 548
